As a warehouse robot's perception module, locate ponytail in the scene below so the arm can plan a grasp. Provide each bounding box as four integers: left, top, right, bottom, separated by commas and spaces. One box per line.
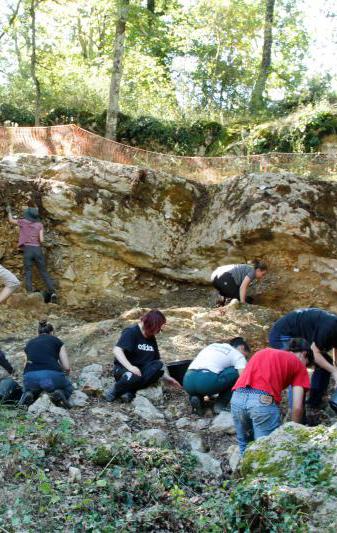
38, 319, 54, 335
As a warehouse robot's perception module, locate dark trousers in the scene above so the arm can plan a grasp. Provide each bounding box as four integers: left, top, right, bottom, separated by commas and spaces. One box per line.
24, 370, 74, 399
23, 246, 54, 292
113, 360, 164, 396
183, 367, 239, 405
269, 335, 331, 408
213, 273, 240, 299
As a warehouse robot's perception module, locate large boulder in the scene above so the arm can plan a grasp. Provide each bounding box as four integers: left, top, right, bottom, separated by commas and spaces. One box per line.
239, 422, 337, 531
2, 154, 337, 311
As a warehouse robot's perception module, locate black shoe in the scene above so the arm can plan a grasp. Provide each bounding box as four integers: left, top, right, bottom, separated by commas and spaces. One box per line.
189, 395, 204, 415
18, 391, 35, 408
49, 389, 71, 409
105, 386, 118, 402
50, 293, 57, 304
121, 392, 136, 403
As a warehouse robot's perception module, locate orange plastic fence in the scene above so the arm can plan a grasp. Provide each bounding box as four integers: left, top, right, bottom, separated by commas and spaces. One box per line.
1, 124, 337, 182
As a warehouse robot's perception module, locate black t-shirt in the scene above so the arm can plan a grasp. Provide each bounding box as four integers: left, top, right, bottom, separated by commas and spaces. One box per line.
115, 324, 160, 368
270, 308, 337, 351
24, 334, 64, 374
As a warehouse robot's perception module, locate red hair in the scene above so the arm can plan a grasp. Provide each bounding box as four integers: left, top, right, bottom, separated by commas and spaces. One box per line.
141, 309, 166, 337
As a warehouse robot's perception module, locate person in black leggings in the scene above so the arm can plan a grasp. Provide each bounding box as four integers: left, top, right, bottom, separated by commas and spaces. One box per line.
211, 261, 267, 304
269, 308, 337, 409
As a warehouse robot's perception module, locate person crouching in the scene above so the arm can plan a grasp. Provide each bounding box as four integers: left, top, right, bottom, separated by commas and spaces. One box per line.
183, 337, 250, 415
19, 320, 73, 408
105, 309, 180, 403
230, 338, 313, 455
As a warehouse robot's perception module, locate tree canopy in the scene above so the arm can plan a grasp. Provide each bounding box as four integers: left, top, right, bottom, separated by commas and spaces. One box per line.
0, 0, 335, 152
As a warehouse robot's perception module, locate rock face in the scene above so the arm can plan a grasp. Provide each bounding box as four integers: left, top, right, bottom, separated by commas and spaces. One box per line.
240, 422, 337, 531
1, 154, 337, 311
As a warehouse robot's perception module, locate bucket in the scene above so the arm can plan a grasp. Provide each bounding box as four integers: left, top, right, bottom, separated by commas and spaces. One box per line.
167, 360, 192, 385
329, 389, 337, 413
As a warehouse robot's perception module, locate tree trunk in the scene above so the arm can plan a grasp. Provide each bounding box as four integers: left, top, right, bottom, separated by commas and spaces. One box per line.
147, 0, 155, 13
105, 0, 130, 140
30, 0, 41, 126
250, 0, 275, 112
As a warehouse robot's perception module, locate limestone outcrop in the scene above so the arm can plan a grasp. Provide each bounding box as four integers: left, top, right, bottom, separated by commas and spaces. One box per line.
1, 153, 337, 311
240, 422, 337, 531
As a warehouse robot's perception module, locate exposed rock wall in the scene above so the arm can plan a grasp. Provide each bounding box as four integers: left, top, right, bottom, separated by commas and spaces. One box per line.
1, 153, 337, 311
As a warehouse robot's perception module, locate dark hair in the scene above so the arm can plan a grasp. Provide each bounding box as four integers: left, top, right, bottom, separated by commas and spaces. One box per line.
141, 310, 166, 337
38, 319, 54, 335
229, 337, 251, 353
253, 260, 268, 272
286, 338, 314, 366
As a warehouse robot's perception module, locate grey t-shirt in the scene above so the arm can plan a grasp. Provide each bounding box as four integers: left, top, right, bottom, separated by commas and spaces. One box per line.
211, 264, 256, 286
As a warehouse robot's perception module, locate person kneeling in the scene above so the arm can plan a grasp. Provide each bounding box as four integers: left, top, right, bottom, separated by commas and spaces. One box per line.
183, 337, 250, 415
105, 310, 180, 403
0, 349, 22, 404
19, 320, 73, 409
230, 338, 313, 455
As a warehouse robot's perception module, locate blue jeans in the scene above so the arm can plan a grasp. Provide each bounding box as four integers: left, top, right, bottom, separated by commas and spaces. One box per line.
231, 389, 281, 454
24, 370, 73, 399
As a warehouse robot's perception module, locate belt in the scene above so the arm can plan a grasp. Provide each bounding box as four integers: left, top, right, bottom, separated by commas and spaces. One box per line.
236, 387, 271, 396
235, 387, 275, 405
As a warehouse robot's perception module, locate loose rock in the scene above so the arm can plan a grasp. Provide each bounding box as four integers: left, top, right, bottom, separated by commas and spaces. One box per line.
192, 451, 222, 477
132, 396, 164, 422
210, 411, 236, 434
136, 429, 168, 446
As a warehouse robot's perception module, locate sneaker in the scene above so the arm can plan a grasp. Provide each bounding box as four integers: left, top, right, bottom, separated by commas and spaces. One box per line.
50, 293, 57, 304
105, 386, 118, 402
18, 391, 35, 408
49, 389, 72, 409
121, 392, 136, 403
189, 395, 204, 415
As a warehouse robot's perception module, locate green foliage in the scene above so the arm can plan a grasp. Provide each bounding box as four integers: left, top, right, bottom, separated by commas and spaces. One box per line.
246, 102, 337, 153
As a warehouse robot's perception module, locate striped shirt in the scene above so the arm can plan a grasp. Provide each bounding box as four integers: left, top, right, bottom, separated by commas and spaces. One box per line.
211, 264, 256, 286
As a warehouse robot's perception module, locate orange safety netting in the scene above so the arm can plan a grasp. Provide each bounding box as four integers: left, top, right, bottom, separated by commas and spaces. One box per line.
1, 124, 337, 182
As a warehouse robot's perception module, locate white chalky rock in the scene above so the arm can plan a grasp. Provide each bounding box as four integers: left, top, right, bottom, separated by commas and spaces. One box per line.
79, 364, 104, 394
132, 396, 164, 422
69, 390, 89, 407
28, 393, 68, 417
192, 451, 222, 477
227, 444, 241, 471
210, 411, 236, 434
136, 428, 168, 446
175, 417, 191, 429
68, 466, 81, 483
183, 432, 204, 452
138, 385, 163, 402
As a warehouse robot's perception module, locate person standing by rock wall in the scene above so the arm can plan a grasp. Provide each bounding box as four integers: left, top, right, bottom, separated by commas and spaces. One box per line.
105, 309, 181, 403
211, 260, 268, 305
269, 307, 337, 408
0, 264, 20, 304
231, 338, 312, 454
7, 206, 57, 303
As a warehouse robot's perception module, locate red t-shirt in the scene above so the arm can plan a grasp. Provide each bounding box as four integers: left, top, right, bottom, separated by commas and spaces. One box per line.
232, 348, 310, 403
18, 219, 43, 247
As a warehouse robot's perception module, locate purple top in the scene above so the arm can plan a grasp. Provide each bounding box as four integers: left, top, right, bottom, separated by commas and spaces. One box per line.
18, 219, 43, 247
